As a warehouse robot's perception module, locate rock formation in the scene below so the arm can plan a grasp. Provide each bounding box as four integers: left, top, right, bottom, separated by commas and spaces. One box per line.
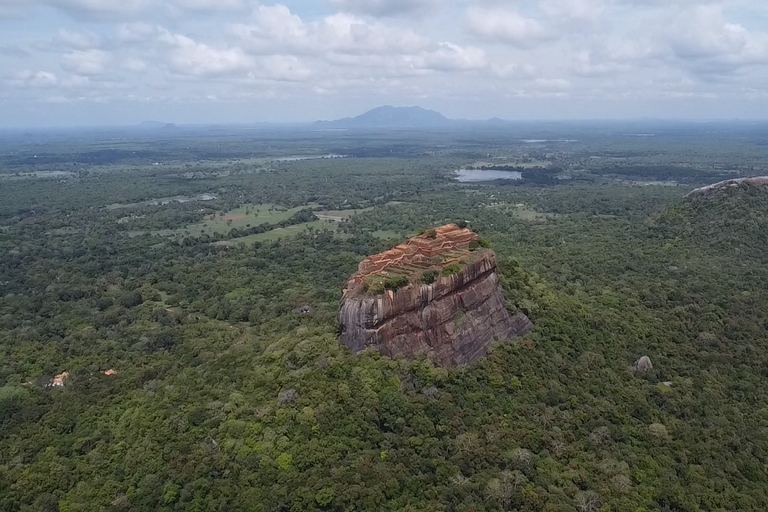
686, 176, 768, 197
339, 224, 533, 367
632, 356, 653, 375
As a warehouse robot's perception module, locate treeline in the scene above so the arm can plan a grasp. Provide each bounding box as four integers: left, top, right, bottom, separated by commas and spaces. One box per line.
593, 165, 734, 181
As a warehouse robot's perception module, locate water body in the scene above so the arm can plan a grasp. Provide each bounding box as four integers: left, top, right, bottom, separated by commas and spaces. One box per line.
454, 169, 522, 182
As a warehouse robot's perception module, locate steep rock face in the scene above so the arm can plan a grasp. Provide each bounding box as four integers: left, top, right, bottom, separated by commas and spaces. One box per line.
339, 226, 533, 367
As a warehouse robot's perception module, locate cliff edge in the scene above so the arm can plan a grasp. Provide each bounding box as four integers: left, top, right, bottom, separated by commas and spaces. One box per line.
339, 224, 533, 367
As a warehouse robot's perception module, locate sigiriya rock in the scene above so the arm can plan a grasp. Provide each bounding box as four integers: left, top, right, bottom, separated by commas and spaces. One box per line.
339, 224, 533, 367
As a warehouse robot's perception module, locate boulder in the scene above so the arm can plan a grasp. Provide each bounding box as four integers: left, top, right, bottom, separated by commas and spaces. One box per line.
633, 356, 653, 375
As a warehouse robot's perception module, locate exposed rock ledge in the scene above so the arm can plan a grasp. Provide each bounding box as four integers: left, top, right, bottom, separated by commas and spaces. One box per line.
339, 224, 533, 367
686, 176, 768, 197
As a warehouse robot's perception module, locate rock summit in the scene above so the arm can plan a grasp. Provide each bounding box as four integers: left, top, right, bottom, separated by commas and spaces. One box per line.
339, 224, 533, 367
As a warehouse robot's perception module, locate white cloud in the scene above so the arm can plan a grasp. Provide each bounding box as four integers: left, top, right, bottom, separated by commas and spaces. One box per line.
54, 29, 101, 50
116, 22, 160, 43
251, 55, 313, 82
541, 0, 606, 24
228, 6, 487, 80
466, 6, 548, 47
160, 30, 253, 76
44, 0, 153, 20
330, 0, 441, 17
230, 6, 429, 56
61, 49, 108, 76
170, 0, 248, 11
419, 42, 487, 72
2, 0, 768, 125
8, 70, 59, 87
0, 0, 35, 17
0, 45, 31, 58
532, 78, 572, 91
665, 6, 768, 75
490, 62, 535, 79
5, 0, 249, 21
122, 58, 147, 72
569, 37, 663, 76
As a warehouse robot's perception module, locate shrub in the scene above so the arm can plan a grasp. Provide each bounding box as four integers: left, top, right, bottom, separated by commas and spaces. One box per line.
442, 264, 461, 276
363, 276, 385, 294
425, 229, 437, 239
276, 452, 293, 471
469, 237, 491, 250
315, 488, 335, 507
421, 269, 439, 284
384, 275, 409, 291
121, 290, 144, 308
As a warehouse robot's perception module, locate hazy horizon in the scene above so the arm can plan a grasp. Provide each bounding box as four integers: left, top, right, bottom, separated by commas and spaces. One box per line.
4, 113, 768, 132
2, 0, 767, 128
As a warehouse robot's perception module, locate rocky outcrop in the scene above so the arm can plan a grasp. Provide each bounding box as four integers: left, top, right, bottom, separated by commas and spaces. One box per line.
339, 224, 533, 367
686, 176, 768, 197
632, 356, 653, 375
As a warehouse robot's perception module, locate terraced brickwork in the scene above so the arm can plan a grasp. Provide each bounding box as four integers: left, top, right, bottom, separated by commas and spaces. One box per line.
348, 224, 479, 289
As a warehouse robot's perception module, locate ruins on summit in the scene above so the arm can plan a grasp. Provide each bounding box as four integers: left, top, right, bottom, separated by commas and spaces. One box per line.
339, 224, 533, 367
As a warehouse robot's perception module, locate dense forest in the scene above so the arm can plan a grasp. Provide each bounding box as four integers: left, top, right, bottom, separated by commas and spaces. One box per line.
1, 126, 768, 511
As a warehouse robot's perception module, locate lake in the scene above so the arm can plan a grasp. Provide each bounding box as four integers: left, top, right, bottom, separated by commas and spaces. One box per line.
454, 169, 522, 182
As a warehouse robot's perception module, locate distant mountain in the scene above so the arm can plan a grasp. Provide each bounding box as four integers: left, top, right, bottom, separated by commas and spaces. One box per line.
315, 106, 453, 129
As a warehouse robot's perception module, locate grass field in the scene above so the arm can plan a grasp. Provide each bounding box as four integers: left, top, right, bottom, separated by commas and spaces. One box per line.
180, 203, 318, 237
314, 208, 372, 222
485, 203, 559, 221
215, 205, 372, 245
213, 205, 374, 245
215, 220, 334, 246
510, 205, 558, 220
371, 230, 401, 239
129, 204, 370, 243
106, 194, 217, 210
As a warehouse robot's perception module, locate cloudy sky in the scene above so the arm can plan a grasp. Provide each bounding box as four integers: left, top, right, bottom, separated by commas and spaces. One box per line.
1, 0, 767, 127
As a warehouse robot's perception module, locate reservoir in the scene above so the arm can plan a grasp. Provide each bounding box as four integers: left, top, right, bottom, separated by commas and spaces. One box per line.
454, 169, 522, 182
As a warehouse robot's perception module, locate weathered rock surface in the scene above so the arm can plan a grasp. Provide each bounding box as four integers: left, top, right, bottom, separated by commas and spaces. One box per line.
686, 176, 768, 197
632, 356, 653, 375
339, 225, 533, 367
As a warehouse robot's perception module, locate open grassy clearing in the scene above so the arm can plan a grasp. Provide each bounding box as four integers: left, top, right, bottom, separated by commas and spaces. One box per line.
509, 205, 559, 220
485, 203, 560, 221
470, 160, 551, 169
314, 208, 372, 222
180, 203, 318, 236
214, 220, 334, 245
46, 227, 81, 235
128, 204, 369, 241
371, 230, 401, 239
106, 194, 217, 210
